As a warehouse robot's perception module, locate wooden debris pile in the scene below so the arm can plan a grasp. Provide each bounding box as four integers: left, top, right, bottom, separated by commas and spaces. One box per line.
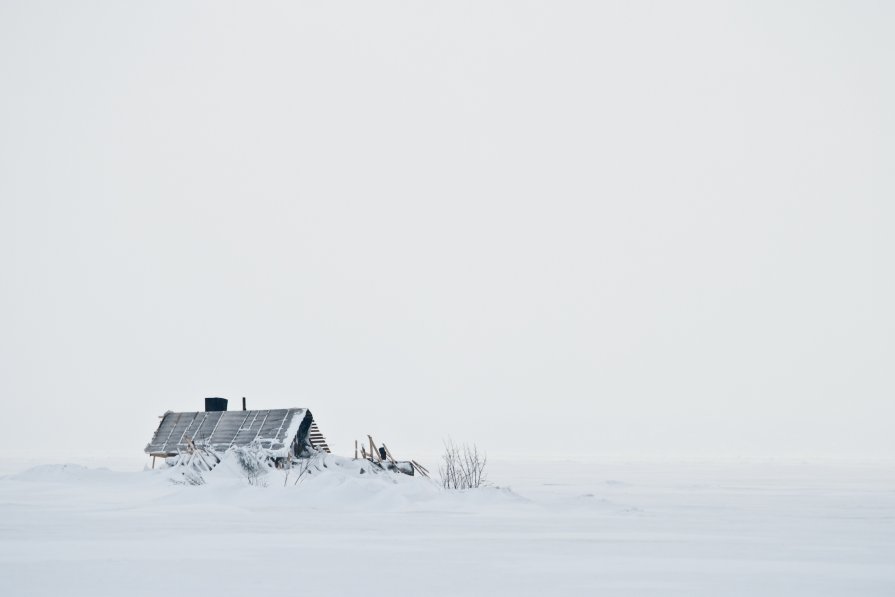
355, 434, 430, 478
165, 437, 221, 485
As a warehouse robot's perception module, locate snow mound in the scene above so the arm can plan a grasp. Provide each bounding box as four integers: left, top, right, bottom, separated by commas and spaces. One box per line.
149, 450, 525, 512
3, 453, 525, 515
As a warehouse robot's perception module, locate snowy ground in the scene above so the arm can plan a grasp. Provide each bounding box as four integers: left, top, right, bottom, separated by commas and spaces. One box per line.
1, 457, 893, 596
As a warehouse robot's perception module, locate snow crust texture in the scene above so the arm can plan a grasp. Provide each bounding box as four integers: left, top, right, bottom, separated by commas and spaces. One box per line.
1, 458, 893, 596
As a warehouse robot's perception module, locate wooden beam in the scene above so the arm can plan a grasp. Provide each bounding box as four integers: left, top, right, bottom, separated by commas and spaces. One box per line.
411, 461, 430, 478
367, 435, 381, 463
382, 443, 397, 464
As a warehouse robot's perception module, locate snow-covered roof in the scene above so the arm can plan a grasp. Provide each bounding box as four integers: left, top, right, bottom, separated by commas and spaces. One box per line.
145, 408, 311, 456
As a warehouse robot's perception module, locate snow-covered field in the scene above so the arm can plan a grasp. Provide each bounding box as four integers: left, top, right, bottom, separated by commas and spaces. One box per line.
1, 457, 893, 596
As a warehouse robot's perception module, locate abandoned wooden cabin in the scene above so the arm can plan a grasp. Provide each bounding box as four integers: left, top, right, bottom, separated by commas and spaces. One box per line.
145, 397, 331, 465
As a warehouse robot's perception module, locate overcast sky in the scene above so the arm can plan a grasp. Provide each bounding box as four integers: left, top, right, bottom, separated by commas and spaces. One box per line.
1, 1, 893, 462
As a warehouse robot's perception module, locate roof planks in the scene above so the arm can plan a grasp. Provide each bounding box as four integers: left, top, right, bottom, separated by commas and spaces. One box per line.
145, 408, 309, 456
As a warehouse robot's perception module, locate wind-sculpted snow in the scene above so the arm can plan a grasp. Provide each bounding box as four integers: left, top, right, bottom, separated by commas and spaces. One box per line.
153, 451, 526, 511
1, 458, 893, 596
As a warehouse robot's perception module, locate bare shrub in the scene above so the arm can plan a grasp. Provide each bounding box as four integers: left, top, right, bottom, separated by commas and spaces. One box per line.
439, 439, 487, 489
233, 442, 271, 487
289, 452, 324, 486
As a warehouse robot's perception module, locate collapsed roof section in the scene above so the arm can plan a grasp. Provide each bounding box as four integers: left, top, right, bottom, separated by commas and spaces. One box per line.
145, 408, 329, 458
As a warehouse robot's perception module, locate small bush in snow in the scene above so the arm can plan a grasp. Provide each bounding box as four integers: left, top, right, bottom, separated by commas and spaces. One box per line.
439, 439, 487, 490
286, 452, 324, 486
233, 443, 272, 486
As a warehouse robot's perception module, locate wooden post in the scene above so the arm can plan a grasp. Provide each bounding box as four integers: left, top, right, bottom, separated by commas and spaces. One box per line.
382, 443, 397, 464
354, 440, 358, 460
152, 456, 156, 469
368, 435, 381, 463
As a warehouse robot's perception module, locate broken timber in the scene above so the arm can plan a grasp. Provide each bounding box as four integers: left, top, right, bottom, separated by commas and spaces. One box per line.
356, 434, 428, 478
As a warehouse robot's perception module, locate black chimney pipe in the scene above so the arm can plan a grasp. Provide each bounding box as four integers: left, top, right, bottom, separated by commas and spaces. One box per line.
205, 397, 228, 412
242, 397, 246, 411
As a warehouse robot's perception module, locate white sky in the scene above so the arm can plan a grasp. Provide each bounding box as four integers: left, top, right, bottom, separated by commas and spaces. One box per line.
1, 1, 893, 461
